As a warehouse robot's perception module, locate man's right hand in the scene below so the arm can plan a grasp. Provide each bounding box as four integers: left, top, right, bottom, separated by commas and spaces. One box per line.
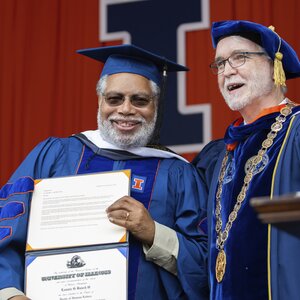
9, 296, 31, 300
106, 196, 155, 246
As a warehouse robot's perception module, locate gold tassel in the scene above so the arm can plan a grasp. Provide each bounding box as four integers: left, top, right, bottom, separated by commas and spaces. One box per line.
274, 51, 286, 86
268, 25, 286, 87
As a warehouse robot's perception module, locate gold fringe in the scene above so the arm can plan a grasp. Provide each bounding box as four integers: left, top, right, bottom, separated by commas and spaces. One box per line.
268, 25, 286, 87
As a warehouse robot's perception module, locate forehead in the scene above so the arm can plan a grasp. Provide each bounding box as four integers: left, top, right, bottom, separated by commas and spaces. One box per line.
215, 35, 262, 58
105, 72, 152, 92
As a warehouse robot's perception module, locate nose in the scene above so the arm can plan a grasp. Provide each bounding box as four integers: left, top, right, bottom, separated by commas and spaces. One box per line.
223, 61, 237, 77
117, 98, 136, 115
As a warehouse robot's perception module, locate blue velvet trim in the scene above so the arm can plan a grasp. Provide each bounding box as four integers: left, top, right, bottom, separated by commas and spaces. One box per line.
224, 112, 280, 145
198, 217, 208, 235
0, 202, 24, 220
0, 227, 12, 241
77, 146, 160, 300
0, 177, 34, 199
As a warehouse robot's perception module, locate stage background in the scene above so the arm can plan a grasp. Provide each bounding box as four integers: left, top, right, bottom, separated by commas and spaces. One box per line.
0, 0, 299, 186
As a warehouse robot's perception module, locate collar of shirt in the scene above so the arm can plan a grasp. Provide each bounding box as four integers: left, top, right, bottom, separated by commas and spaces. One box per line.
81, 130, 188, 162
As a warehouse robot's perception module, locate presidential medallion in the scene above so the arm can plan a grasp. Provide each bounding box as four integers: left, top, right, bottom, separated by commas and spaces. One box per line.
215, 249, 226, 283
214, 103, 295, 285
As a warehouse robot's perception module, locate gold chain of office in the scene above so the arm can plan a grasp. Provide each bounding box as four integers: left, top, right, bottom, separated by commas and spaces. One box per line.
215, 101, 296, 283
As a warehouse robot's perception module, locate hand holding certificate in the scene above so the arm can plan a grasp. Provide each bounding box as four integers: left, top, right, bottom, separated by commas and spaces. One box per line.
106, 196, 155, 246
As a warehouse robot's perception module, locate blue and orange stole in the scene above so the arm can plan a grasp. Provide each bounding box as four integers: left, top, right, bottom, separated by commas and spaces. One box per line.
76, 144, 160, 299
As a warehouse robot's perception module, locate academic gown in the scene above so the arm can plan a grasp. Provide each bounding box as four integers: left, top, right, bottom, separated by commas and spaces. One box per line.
193, 106, 300, 300
0, 134, 209, 300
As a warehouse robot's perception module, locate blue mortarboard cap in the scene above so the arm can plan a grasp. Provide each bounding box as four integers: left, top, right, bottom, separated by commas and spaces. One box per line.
76, 44, 188, 85
211, 20, 300, 81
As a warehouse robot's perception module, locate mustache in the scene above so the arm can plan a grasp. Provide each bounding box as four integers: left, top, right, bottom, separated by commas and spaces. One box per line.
108, 115, 146, 123
224, 77, 245, 85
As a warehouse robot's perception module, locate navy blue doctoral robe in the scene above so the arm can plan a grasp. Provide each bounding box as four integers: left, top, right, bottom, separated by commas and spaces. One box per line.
0, 135, 208, 299
194, 107, 300, 300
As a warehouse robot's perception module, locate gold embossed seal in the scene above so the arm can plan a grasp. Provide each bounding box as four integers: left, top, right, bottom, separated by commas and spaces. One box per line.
216, 249, 226, 283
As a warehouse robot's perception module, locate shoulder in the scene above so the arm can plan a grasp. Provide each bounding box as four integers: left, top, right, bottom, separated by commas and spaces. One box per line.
283, 109, 300, 145
9, 136, 85, 181
191, 139, 226, 191
34, 135, 85, 169
192, 139, 225, 168
159, 156, 194, 170
158, 157, 200, 184
30, 135, 84, 156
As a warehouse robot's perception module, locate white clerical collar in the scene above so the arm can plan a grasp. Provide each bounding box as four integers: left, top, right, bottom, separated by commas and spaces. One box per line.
81, 130, 188, 162
279, 98, 288, 105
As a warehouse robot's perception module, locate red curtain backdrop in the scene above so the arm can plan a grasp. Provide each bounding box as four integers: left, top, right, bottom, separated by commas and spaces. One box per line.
0, 0, 299, 185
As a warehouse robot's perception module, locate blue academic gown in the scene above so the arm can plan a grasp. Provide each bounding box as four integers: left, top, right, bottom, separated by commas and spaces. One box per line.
193, 106, 300, 300
0, 134, 209, 299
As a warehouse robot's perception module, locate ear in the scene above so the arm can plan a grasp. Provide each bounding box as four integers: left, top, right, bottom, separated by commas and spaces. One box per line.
98, 95, 103, 107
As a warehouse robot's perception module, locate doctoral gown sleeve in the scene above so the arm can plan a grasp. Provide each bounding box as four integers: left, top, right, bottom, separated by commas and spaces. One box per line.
0, 137, 82, 292
150, 159, 210, 299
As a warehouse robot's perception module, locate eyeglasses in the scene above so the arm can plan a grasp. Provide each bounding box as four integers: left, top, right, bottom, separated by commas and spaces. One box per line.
102, 93, 154, 108
209, 51, 266, 75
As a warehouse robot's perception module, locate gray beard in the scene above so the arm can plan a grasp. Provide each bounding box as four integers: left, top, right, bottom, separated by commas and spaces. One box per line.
220, 69, 275, 112
97, 109, 157, 149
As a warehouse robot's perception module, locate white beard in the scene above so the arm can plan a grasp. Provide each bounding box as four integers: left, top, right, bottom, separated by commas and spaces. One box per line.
220, 69, 274, 111
97, 109, 157, 149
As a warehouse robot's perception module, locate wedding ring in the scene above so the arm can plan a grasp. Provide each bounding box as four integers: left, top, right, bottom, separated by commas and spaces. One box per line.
125, 212, 130, 221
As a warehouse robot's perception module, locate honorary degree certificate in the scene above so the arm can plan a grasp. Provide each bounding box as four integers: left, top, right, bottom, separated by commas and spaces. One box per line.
25, 247, 128, 300
25, 170, 130, 299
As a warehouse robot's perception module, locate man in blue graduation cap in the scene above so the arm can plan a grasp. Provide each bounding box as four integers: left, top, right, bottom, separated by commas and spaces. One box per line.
0, 44, 209, 300
193, 20, 300, 299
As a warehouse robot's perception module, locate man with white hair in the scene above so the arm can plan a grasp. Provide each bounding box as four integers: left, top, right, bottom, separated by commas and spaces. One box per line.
0, 44, 208, 300
194, 20, 300, 300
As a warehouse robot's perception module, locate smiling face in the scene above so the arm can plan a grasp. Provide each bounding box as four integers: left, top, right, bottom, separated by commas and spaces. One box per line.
97, 73, 158, 148
215, 36, 279, 118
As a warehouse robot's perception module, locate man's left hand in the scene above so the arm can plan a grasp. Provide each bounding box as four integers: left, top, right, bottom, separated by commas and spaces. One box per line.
106, 196, 155, 246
